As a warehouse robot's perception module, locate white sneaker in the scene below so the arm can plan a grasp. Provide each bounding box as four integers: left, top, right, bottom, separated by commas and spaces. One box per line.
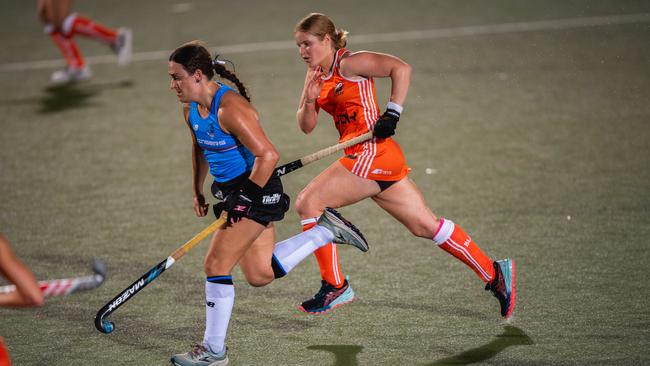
111, 27, 132, 66
50, 66, 92, 84
171, 344, 228, 366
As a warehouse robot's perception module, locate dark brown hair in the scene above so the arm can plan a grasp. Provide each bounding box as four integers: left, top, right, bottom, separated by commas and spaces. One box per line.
169, 41, 250, 102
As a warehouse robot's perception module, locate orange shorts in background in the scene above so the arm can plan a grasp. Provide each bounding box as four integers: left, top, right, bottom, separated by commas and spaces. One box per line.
0, 337, 11, 366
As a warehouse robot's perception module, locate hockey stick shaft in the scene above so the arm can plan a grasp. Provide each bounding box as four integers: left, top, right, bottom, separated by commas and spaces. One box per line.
94, 131, 373, 333
0, 277, 99, 296
273, 131, 373, 176
0, 260, 106, 297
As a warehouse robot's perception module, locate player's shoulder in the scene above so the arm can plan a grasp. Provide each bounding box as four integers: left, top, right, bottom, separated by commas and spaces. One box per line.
219, 91, 257, 120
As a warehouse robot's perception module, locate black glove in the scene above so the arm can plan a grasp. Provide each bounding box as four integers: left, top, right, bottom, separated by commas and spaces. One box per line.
225, 179, 263, 224
373, 108, 400, 138
213, 201, 227, 219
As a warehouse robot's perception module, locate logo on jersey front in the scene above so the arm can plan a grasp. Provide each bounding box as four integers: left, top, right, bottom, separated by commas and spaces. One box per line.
335, 82, 344, 95
206, 123, 216, 138
193, 124, 199, 131
335, 111, 356, 128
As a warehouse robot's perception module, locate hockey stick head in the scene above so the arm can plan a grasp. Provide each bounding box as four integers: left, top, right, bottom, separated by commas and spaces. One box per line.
92, 259, 108, 282
96, 317, 115, 334
92, 260, 114, 333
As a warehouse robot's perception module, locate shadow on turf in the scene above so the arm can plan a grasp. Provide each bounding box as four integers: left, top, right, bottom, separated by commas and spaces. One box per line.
306, 345, 363, 366
426, 326, 533, 365
38, 80, 133, 114
305, 326, 532, 365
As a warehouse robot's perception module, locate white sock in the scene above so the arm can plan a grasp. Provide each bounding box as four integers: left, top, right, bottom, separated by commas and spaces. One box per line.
203, 279, 234, 354
272, 225, 334, 274
433, 218, 455, 245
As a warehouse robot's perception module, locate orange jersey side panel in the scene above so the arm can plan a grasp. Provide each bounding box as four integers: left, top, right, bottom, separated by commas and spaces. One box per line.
317, 48, 409, 181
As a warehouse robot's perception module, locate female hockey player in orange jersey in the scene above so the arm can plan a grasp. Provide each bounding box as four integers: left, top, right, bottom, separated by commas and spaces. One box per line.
293, 13, 515, 318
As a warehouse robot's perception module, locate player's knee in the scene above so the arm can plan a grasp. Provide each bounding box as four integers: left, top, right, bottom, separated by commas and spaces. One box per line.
246, 272, 274, 287
408, 218, 440, 239
203, 256, 225, 275
294, 190, 316, 217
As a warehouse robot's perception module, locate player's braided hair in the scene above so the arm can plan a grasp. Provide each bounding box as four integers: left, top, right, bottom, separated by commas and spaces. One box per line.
212, 61, 250, 102
169, 41, 250, 102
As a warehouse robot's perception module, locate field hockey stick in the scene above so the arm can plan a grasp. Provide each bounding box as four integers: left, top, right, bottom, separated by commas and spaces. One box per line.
274, 131, 373, 176
94, 131, 373, 334
94, 217, 226, 333
0, 260, 107, 297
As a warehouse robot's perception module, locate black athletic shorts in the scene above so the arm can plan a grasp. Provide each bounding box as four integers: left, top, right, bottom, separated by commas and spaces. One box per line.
211, 172, 290, 226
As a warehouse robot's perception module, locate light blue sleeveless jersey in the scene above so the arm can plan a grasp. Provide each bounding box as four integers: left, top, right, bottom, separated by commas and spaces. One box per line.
188, 83, 254, 182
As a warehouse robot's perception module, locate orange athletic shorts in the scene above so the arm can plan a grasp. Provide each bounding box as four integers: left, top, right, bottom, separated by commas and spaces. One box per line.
339, 137, 410, 181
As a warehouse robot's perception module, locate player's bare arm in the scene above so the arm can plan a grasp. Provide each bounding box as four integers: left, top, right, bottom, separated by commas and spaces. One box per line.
219, 93, 279, 187
340, 51, 412, 106
183, 103, 210, 216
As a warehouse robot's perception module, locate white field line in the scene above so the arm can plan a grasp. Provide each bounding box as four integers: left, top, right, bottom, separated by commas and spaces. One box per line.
1, 13, 648, 72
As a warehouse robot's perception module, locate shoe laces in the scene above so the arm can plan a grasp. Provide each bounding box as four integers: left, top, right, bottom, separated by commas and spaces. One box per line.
313, 281, 333, 299
485, 266, 506, 299
189, 344, 209, 358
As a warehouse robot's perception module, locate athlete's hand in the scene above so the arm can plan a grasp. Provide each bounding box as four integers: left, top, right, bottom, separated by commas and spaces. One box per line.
304, 66, 323, 105
225, 179, 263, 224
373, 108, 400, 138
193, 193, 209, 217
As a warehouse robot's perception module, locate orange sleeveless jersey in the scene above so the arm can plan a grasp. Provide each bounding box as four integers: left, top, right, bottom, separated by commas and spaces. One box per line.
316, 48, 409, 181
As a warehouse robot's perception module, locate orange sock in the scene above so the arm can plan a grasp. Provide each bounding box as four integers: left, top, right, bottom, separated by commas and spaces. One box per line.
49, 31, 85, 68
302, 218, 344, 288
63, 13, 117, 44
433, 218, 495, 283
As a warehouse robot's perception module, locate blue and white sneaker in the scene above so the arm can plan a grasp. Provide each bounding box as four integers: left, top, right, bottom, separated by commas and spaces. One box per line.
171, 344, 228, 366
298, 278, 355, 314
485, 258, 516, 318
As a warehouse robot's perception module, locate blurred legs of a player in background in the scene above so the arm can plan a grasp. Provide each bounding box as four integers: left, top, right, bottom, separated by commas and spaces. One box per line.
37, 0, 132, 84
